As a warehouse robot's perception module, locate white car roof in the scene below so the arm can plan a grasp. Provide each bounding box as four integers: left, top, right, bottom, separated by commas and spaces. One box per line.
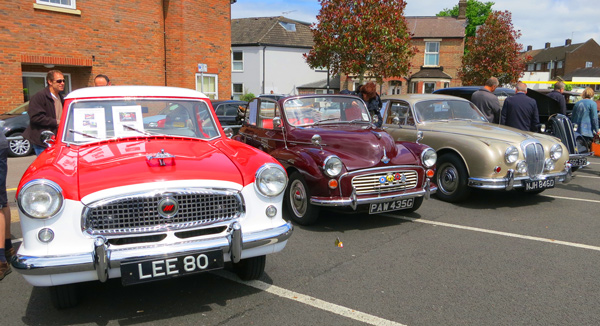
65, 85, 208, 100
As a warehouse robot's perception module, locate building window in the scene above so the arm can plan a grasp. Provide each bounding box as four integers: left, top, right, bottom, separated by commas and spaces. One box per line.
315, 89, 334, 94
586, 61, 593, 68
36, 0, 76, 9
424, 42, 440, 66
196, 73, 218, 100
527, 64, 534, 71
232, 83, 243, 100
410, 82, 417, 94
443, 82, 450, 89
279, 22, 296, 32
423, 82, 435, 94
535, 63, 542, 71
547, 62, 553, 69
22, 72, 72, 102
557, 61, 563, 68
232, 52, 243, 72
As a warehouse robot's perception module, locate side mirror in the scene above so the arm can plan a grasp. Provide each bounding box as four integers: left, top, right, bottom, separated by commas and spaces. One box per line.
416, 131, 424, 144
41, 130, 55, 148
223, 127, 234, 139
273, 117, 282, 128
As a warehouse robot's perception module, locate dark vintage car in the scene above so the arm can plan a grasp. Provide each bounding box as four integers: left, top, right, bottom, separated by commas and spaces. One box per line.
0, 101, 34, 157
233, 94, 438, 225
210, 100, 247, 127
433, 87, 591, 170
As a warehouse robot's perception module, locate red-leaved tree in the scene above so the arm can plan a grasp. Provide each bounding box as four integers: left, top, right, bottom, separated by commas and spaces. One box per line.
304, 0, 416, 85
459, 10, 530, 85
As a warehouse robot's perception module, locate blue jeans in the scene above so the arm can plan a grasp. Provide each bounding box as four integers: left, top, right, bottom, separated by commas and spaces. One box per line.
33, 144, 47, 156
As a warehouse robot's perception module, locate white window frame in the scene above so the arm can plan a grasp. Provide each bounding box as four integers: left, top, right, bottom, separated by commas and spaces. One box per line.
527, 64, 534, 71
232, 83, 244, 100
536, 63, 542, 71
424, 41, 440, 67
557, 61, 563, 69
232, 51, 244, 72
423, 82, 436, 94
36, 0, 76, 10
586, 61, 593, 68
547, 62, 553, 69
196, 73, 218, 100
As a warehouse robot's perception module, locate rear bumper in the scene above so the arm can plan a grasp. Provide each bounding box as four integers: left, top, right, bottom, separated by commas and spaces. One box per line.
468, 164, 572, 190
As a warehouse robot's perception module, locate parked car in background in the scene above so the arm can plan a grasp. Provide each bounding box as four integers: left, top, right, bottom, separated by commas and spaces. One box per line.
433, 86, 591, 171
12, 86, 292, 308
259, 93, 289, 101
233, 94, 437, 225
0, 101, 34, 157
210, 100, 246, 127
381, 94, 572, 202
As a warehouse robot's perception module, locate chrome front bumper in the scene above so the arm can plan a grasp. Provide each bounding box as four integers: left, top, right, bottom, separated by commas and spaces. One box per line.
12, 221, 293, 281
310, 179, 437, 209
569, 152, 593, 168
468, 164, 572, 190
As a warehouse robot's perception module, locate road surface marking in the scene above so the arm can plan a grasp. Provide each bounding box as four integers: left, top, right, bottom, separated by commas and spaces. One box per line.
574, 175, 600, 179
215, 270, 407, 326
543, 195, 600, 204
386, 215, 600, 252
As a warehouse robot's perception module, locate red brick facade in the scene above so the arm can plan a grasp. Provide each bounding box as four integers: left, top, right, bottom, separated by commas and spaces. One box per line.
0, 0, 232, 111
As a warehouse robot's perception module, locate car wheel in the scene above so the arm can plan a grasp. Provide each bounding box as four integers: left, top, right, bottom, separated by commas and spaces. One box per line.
7, 132, 33, 157
435, 154, 471, 202
49, 284, 79, 309
284, 172, 320, 225
233, 255, 266, 281
404, 196, 424, 212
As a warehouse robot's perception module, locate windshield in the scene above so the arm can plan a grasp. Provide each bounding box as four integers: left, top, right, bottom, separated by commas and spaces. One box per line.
283, 96, 370, 126
8, 102, 29, 115
414, 100, 488, 123
64, 98, 219, 144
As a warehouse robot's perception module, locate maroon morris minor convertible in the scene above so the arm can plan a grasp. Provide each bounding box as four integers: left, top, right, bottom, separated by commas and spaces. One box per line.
233, 94, 437, 225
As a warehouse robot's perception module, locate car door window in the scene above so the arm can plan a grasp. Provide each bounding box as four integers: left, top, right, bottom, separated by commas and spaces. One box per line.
225, 104, 238, 116
258, 100, 280, 129
245, 99, 258, 126
386, 101, 415, 126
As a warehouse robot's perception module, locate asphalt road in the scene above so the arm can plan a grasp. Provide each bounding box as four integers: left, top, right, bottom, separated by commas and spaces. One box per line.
2, 155, 599, 326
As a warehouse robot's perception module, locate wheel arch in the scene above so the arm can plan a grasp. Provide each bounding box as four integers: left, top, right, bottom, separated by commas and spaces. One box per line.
436, 147, 470, 176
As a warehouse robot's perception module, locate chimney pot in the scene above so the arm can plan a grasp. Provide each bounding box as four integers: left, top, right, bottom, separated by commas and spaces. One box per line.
458, 0, 467, 20
527, 45, 532, 51
545, 42, 551, 49
565, 39, 572, 46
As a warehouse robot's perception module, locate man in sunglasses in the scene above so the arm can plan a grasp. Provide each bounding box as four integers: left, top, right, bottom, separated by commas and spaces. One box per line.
23, 70, 65, 156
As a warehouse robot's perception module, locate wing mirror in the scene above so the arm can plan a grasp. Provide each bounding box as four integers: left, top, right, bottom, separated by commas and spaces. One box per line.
416, 131, 424, 143
311, 134, 323, 150
41, 130, 56, 148
223, 127, 234, 139
273, 117, 282, 128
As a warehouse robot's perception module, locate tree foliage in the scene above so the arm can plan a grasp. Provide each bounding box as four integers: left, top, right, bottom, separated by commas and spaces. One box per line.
459, 10, 529, 86
304, 0, 417, 84
437, 0, 494, 39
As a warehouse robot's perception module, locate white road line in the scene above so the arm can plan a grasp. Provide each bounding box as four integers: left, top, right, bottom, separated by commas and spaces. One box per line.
543, 195, 600, 204
386, 215, 600, 252
214, 270, 407, 326
575, 175, 600, 179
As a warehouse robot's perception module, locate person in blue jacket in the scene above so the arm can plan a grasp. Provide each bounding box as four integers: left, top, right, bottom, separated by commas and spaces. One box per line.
570, 87, 599, 146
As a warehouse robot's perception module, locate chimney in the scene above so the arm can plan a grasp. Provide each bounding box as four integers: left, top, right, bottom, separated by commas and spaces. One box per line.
527, 45, 532, 51
545, 42, 551, 49
565, 39, 572, 46
458, 0, 467, 20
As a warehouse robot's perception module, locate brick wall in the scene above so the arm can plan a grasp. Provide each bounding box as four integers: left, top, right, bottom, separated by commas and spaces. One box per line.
0, 0, 232, 110
565, 39, 600, 73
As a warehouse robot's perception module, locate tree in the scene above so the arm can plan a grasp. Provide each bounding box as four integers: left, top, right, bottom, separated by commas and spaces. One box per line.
437, 0, 494, 40
304, 0, 417, 85
459, 10, 529, 86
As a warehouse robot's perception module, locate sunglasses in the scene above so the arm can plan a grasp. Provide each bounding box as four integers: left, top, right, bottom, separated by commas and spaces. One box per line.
55, 79, 65, 84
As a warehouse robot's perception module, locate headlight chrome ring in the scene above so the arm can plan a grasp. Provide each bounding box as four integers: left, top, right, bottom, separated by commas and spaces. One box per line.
550, 144, 562, 161
18, 179, 64, 219
505, 146, 519, 164
255, 163, 288, 197
323, 156, 343, 178
421, 148, 437, 168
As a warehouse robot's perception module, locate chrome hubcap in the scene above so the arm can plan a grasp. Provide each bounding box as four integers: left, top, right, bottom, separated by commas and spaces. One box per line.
439, 164, 459, 194
289, 179, 307, 217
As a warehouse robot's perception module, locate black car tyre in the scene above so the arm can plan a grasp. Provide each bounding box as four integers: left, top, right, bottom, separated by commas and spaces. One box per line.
7, 132, 33, 157
233, 255, 266, 281
49, 283, 79, 309
284, 172, 320, 225
435, 153, 471, 202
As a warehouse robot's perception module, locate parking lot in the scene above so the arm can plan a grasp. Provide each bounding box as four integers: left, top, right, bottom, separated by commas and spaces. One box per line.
2, 155, 599, 325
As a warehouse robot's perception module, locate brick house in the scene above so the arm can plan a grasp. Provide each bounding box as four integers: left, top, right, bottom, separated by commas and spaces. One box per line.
521, 38, 600, 89
1, 0, 235, 111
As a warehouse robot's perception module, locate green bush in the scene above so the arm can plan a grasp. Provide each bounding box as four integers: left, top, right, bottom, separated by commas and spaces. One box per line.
240, 93, 255, 102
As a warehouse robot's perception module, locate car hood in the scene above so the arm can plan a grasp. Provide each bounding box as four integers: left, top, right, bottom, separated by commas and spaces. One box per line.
421, 121, 545, 143
74, 139, 243, 198
289, 125, 418, 170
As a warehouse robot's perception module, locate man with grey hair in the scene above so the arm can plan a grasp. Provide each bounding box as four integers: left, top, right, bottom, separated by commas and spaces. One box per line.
546, 81, 567, 115
500, 82, 539, 132
471, 77, 501, 123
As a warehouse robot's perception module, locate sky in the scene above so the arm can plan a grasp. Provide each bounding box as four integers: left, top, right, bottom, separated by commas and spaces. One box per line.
231, 0, 600, 50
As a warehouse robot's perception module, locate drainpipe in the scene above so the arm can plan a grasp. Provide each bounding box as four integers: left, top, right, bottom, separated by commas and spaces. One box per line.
262, 45, 266, 94
163, 0, 168, 85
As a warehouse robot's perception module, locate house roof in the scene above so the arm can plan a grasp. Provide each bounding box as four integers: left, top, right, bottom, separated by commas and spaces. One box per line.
231, 16, 314, 48
563, 67, 600, 80
523, 40, 589, 63
297, 75, 341, 89
405, 16, 465, 38
411, 67, 452, 79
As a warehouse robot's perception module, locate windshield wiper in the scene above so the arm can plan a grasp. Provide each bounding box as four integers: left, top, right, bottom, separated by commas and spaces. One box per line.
123, 125, 152, 136
313, 117, 339, 125
69, 129, 99, 139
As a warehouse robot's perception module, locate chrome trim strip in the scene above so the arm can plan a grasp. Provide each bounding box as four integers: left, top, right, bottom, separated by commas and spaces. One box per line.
468, 166, 571, 189
12, 222, 292, 277
310, 187, 437, 207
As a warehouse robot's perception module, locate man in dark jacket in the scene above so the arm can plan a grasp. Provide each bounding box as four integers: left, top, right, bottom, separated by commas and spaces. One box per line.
500, 82, 539, 132
471, 77, 501, 123
546, 81, 567, 115
23, 70, 65, 155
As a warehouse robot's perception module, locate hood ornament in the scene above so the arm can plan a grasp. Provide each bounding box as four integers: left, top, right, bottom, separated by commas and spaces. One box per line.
147, 149, 175, 166
381, 148, 390, 164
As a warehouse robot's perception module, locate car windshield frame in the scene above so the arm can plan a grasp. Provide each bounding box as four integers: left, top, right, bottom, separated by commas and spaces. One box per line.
282, 95, 371, 127
8, 102, 29, 115
62, 97, 221, 145
414, 99, 489, 123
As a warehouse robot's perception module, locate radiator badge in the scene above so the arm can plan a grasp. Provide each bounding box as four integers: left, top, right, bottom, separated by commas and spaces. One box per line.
158, 196, 179, 218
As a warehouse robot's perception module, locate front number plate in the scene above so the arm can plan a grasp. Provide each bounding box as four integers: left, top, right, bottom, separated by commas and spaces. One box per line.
369, 198, 414, 214
524, 178, 555, 192
121, 250, 224, 286
569, 157, 587, 167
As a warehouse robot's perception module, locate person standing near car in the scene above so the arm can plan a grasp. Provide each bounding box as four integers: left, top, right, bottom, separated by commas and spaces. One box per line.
360, 82, 383, 127
546, 81, 567, 115
94, 74, 111, 86
471, 77, 502, 123
0, 131, 12, 281
500, 82, 539, 132
571, 87, 599, 145
23, 70, 64, 156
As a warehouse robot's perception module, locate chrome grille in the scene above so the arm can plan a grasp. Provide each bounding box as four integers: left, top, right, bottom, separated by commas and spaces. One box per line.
352, 170, 418, 195
83, 190, 243, 236
560, 117, 576, 153
522, 141, 544, 177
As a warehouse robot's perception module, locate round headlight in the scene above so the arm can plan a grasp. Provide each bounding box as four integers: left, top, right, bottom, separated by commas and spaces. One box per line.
516, 160, 528, 174
505, 146, 519, 164
323, 156, 343, 177
255, 163, 287, 197
18, 180, 63, 219
421, 148, 437, 168
550, 144, 562, 161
